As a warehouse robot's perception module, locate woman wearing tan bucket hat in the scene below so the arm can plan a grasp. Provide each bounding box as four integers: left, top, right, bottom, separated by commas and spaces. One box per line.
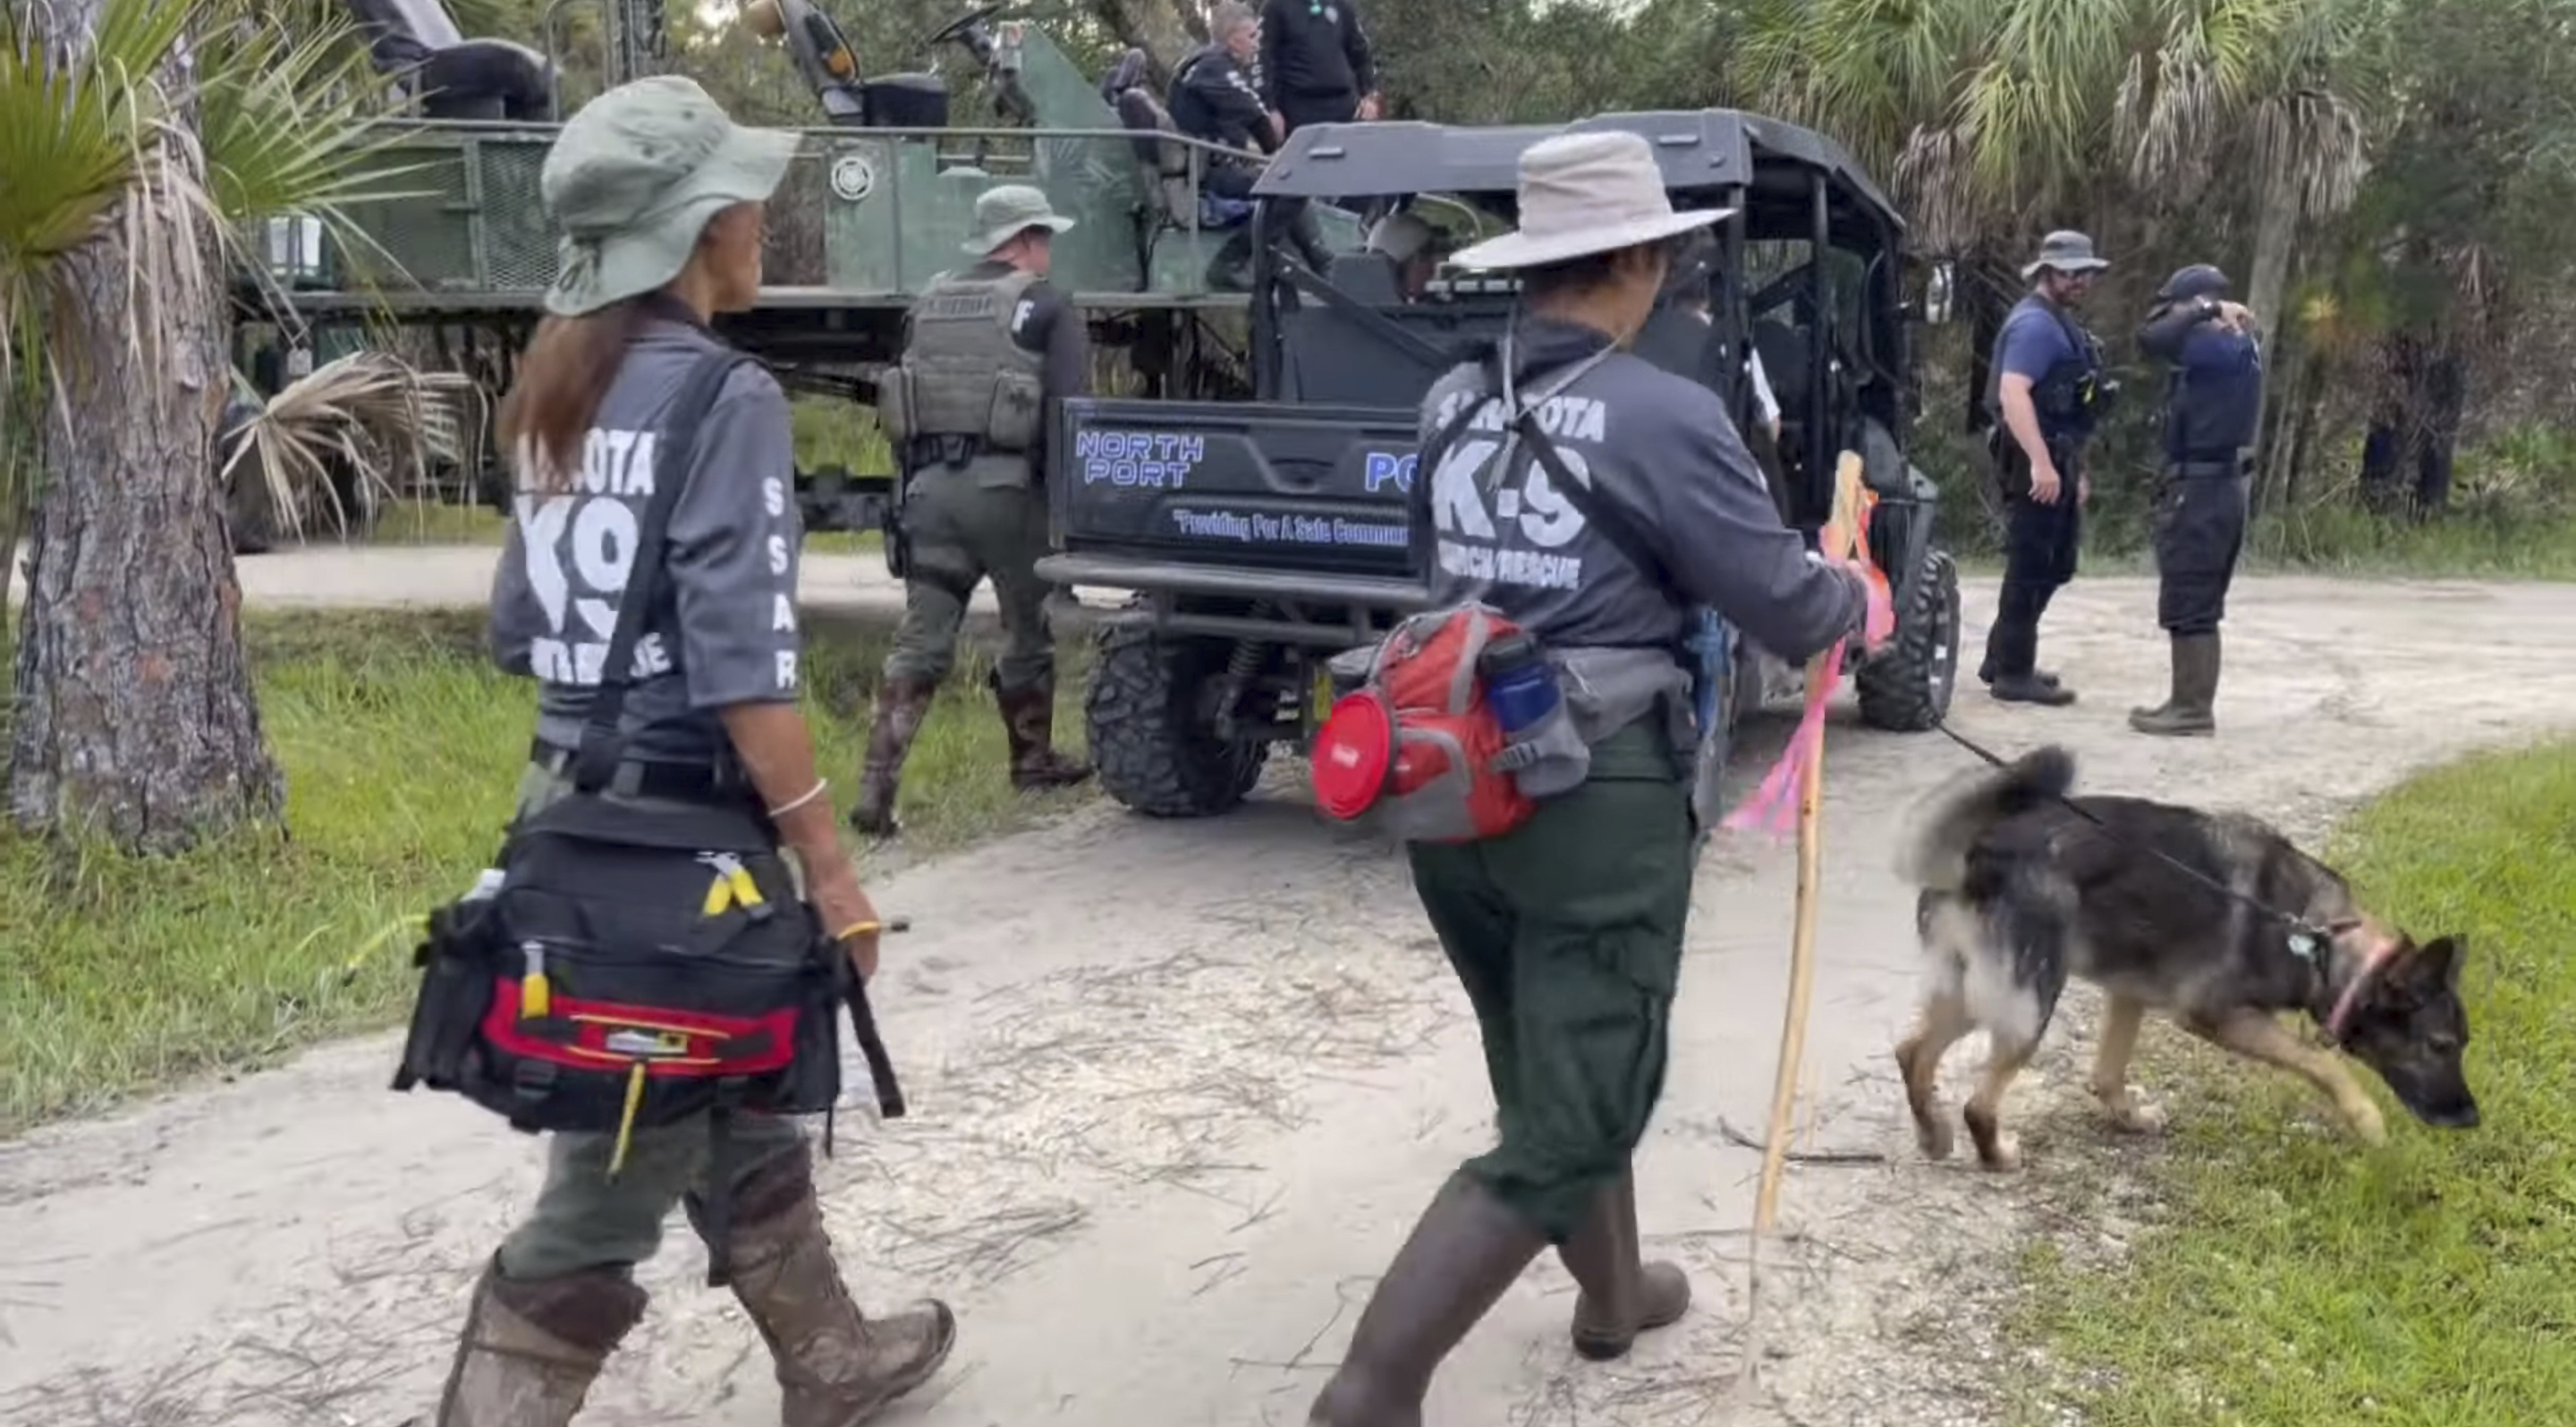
416, 75, 954, 1427
1304, 130, 1884, 1425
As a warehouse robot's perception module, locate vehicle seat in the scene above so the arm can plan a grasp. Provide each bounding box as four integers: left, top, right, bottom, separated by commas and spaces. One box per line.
1322, 251, 1402, 304
860, 73, 950, 127
1750, 317, 1815, 522
1110, 84, 1249, 232
1751, 317, 1810, 428
1099, 47, 1149, 108
346, 0, 554, 121
1283, 256, 1456, 406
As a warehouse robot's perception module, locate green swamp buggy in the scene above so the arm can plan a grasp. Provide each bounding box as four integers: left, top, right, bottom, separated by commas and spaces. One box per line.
230, 0, 1366, 541
1032, 109, 1964, 820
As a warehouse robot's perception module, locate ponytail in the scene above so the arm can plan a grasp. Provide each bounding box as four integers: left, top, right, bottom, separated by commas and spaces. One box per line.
497, 299, 652, 493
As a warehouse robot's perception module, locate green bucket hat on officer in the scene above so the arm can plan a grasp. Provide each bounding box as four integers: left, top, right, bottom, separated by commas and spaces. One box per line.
2022, 229, 2111, 282
540, 75, 801, 317
963, 184, 1076, 256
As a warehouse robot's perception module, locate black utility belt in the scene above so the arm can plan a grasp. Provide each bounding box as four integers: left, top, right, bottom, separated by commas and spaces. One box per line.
2170, 454, 2249, 477
527, 738, 749, 805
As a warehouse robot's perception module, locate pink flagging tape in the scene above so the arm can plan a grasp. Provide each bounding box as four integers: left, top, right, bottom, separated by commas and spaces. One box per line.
1721, 640, 1849, 837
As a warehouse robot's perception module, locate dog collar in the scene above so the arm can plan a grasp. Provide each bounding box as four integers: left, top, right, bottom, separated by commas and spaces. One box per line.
2322, 934, 2402, 1044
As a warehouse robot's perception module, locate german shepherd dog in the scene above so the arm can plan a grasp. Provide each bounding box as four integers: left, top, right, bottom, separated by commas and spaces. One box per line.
1892, 745, 2479, 1171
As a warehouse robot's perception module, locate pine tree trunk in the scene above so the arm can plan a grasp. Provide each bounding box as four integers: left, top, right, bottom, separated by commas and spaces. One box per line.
7, 0, 285, 853
1088, 0, 1199, 89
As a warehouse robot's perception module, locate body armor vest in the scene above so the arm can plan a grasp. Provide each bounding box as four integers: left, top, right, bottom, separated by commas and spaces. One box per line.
1985, 295, 2107, 446
881, 268, 1047, 459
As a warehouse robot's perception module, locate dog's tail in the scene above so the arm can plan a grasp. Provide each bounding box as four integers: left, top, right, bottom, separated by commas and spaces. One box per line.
1896, 744, 2077, 892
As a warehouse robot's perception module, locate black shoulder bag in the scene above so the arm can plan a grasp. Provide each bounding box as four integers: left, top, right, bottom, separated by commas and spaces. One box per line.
392, 350, 891, 1286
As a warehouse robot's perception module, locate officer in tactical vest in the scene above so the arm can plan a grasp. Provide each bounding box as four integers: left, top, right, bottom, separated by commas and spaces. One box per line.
855, 185, 1093, 837
1979, 230, 2115, 707
2129, 263, 2263, 737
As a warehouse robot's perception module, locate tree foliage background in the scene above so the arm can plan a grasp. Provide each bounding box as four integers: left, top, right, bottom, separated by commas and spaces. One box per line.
453, 0, 2576, 548
8, 0, 2575, 856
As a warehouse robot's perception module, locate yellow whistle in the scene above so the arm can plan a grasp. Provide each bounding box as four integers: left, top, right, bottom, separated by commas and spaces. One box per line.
700, 855, 766, 916
521, 943, 551, 1018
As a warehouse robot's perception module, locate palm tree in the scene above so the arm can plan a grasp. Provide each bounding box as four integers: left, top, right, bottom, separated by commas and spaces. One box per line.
3, 0, 417, 852
1733, 0, 2377, 441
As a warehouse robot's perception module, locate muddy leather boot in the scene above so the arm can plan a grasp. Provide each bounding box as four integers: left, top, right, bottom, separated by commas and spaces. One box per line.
691, 1144, 958, 1427
849, 676, 937, 838
1557, 1168, 1691, 1362
1307, 1173, 1547, 1426
1975, 658, 2060, 691
2128, 633, 2219, 737
1990, 671, 2077, 706
990, 670, 1092, 792
421, 1255, 647, 1427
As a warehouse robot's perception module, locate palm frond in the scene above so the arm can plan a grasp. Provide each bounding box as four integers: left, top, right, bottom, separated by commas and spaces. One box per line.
193, 1, 440, 327
0, 0, 191, 397
221, 351, 474, 540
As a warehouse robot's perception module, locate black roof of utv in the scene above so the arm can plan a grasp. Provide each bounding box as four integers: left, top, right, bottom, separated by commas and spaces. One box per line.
1250, 108, 1905, 237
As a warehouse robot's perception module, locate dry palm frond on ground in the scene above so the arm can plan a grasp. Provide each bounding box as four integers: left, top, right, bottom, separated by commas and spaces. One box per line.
222, 353, 476, 541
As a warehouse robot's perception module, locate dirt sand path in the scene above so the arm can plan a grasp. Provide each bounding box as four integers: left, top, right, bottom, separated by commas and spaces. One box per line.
5, 568, 2572, 1427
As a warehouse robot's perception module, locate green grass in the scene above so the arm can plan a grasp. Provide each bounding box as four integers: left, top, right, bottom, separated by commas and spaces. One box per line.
2009, 737, 2576, 1426
365, 496, 508, 545
362, 398, 894, 551
1951, 508, 2576, 582
0, 607, 1092, 1138
790, 392, 894, 476
2241, 505, 2576, 578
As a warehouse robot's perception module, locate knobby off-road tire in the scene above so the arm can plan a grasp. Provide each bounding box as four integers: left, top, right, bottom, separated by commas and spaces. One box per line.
1084, 615, 1270, 819
1855, 547, 1962, 733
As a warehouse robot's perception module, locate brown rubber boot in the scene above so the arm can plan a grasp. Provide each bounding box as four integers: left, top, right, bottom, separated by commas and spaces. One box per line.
2129, 633, 2219, 737
421, 1254, 648, 1427
1557, 1168, 1692, 1362
1307, 1173, 1548, 1426
692, 1144, 958, 1427
849, 675, 938, 838
989, 670, 1092, 792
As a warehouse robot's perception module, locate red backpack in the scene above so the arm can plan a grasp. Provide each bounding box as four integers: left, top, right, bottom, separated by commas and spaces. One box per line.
1310, 601, 1535, 844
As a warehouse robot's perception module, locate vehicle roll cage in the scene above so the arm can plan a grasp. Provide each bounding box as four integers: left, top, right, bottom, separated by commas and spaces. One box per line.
1238, 110, 1920, 519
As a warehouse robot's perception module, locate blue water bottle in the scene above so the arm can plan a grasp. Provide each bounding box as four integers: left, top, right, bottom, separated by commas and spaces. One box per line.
1479, 633, 1559, 739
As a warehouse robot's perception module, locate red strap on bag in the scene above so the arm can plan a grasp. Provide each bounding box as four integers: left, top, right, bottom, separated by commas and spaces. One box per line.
1311, 604, 1534, 843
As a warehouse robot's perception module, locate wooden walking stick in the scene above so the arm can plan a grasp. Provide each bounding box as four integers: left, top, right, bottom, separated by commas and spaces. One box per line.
1721, 452, 1884, 1392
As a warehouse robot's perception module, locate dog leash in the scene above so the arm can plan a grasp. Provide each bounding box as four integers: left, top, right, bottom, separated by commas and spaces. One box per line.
1926, 718, 2334, 953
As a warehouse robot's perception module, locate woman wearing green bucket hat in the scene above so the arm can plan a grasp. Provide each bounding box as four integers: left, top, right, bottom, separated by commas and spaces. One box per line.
417, 76, 955, 1427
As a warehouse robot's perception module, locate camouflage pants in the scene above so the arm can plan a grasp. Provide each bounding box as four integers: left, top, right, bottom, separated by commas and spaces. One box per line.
490, 760, 810, 1280
885, 466, 1057, 692
1402, 721, 1698, 1243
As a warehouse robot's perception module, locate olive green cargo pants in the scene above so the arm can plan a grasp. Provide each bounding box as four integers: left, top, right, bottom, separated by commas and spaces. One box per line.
491, 761, 809, 1281
1403, 720, 1697, 1244
885, 463, 1057, 693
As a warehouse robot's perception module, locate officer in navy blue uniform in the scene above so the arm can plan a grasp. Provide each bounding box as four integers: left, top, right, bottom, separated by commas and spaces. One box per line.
1978, 230, 2115, 707
2129, 263, 2264, 736
1171, 0, 1333, 288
